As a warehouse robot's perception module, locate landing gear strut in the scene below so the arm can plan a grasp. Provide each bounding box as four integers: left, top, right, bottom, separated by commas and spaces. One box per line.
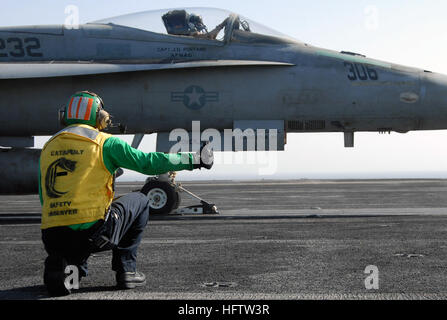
140, 172, 219, 215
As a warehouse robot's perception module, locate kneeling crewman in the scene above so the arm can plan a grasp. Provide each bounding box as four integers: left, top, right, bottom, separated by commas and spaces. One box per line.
39, 91, 213, 296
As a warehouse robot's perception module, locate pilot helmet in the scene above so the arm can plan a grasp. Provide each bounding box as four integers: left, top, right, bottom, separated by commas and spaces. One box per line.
62, 91, 111, 130
188, 14, 207, 32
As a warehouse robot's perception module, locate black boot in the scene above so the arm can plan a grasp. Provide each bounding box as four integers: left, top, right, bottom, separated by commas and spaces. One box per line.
116, 271, 146, 289
43, 256, 71, 297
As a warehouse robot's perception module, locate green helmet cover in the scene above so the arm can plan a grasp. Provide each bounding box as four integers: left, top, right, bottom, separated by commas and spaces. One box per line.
64, 91, 103, 127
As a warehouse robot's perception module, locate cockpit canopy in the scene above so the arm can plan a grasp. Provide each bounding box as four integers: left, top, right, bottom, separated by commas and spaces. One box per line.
93, 7, 298, 45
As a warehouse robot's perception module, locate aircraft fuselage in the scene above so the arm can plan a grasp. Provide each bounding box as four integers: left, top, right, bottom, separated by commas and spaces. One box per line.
0, 23, 446, 139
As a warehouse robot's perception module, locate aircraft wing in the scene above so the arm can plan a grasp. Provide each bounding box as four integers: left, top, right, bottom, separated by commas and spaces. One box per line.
0, 60, 294, 79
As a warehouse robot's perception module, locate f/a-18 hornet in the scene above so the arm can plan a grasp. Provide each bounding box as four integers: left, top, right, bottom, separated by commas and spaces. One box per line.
0, 7, 446, 211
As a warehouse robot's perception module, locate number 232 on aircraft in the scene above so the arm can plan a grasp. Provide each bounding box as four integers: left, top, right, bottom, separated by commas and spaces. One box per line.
0, 37, 43, 58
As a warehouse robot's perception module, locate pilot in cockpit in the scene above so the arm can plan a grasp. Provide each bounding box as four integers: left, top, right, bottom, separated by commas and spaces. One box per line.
162, 10, 228, 40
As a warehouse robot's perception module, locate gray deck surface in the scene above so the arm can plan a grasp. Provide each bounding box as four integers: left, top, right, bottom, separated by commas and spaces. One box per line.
0, 179, 446, 300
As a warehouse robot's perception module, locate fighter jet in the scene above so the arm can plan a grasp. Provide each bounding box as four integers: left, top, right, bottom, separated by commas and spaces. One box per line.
1, 7, 446, 203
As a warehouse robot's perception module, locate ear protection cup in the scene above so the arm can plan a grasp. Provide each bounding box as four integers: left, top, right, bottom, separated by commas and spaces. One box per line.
96, 109, 111, 130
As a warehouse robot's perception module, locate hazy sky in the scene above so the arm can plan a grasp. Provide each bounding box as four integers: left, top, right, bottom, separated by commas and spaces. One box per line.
2, 0, 447, 181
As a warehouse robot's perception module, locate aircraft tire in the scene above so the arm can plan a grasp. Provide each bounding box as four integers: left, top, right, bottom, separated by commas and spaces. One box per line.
173, 189, 181, 210
141, 180, 178, 214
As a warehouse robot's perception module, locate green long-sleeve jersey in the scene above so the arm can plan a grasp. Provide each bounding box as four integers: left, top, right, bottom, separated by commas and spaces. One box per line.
39, 136, 194, 230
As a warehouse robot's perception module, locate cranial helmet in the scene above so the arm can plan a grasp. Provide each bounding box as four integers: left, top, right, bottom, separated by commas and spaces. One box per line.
188, 14, 207, 33
62, 91, 111, 130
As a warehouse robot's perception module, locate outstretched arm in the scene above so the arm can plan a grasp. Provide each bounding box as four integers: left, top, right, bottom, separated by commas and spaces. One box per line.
102, 136, 196, 175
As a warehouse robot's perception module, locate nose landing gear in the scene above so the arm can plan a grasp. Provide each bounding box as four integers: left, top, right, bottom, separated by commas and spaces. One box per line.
140, 172, 219, 215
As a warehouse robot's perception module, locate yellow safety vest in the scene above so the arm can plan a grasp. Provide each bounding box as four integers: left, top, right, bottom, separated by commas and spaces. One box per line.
40, 124, 114, 229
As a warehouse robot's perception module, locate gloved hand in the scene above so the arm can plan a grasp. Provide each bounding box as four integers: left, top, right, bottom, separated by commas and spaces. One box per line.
193, 143, 214, 170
